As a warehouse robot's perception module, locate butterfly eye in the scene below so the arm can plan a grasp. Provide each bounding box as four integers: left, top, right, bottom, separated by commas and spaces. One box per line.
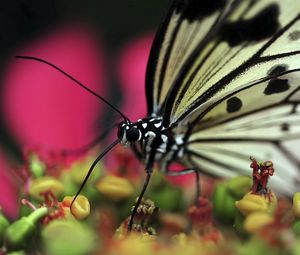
126, 127, 140, 142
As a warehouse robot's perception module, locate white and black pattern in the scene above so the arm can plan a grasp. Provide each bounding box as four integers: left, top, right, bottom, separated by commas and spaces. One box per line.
143, 0, 300, 195
118, 117, 184, 172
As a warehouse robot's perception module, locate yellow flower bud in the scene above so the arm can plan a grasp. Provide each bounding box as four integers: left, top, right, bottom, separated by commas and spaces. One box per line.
63, 196, 90, 220
29, 176, 64, 200
235, 192, 277, 216
96, 175, 134, 200
243, 212, 273, 233
293, 192, 300, 218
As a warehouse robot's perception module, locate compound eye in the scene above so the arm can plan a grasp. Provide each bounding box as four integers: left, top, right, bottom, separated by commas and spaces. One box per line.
126, 127, 140, 142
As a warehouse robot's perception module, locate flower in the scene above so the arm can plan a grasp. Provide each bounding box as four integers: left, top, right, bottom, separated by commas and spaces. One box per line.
2, 24, 106, 153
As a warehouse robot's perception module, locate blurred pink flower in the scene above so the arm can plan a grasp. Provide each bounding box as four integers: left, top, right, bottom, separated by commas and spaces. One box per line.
117, 34, 151, 120
2, 24, 106, 151
0, 149, 19, 219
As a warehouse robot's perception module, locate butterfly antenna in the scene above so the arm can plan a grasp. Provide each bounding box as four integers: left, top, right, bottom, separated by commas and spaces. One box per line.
70, 138, 120, 208
16, 55, 129, 122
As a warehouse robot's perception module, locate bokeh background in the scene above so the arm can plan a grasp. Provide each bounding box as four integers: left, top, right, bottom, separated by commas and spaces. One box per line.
0, 0, 168, 217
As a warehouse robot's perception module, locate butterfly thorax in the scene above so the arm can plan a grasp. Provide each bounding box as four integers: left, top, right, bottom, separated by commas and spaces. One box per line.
118, 117, 184, 171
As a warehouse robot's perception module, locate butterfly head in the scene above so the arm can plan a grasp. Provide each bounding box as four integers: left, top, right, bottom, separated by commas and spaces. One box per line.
118, 120, 142, 146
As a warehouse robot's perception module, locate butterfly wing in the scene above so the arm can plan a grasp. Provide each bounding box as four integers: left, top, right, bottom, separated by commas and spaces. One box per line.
146, 0, 234, 115
146, 0, 300, 123
183, 72, 300, 194
145, 0, 300, 194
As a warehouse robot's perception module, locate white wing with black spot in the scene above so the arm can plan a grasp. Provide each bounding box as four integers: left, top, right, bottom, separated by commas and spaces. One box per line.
145, 0, 300, 194
183, 72, 300, 194
185, 138, 300, 195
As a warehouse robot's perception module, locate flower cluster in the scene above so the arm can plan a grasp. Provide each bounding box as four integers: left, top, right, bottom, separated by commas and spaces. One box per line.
0, 148, 300, 255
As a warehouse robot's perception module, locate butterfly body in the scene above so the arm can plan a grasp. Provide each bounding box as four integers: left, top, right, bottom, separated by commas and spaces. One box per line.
118, 117, 185, 173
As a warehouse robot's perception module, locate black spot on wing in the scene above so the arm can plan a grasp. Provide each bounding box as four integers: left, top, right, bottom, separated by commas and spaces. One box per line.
175, 0, 226, 22
281, 123, 290, 132
264, 79, 290, 95
288, 30, 300, 41
221, 4, 280, 46
226, 97, 242, 113
268, 65, 288, 76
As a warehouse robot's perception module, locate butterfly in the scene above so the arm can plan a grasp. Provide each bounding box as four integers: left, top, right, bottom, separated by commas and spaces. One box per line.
18, 0, 300, 229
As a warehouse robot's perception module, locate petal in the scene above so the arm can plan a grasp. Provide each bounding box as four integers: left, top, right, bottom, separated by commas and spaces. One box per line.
117, 34, 153, 120
2, 24, 106, 151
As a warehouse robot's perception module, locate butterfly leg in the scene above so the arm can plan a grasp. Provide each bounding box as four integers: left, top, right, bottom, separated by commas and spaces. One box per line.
128, 172, 152, 231
165, 167, 201, 206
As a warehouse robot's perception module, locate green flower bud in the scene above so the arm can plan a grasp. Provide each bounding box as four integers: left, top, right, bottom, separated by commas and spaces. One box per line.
28, 153, 46, 178
42, 219, 97, 255
60, 173, 78, 196
69, 157, 101, 184
234, 211, 248, 237
212, 184, 237, 224
4, 207, 48, 251
226, 176, 252, 198
0, 211, 10, 246
150, 187, 183, 212
293, 220, 300, 236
